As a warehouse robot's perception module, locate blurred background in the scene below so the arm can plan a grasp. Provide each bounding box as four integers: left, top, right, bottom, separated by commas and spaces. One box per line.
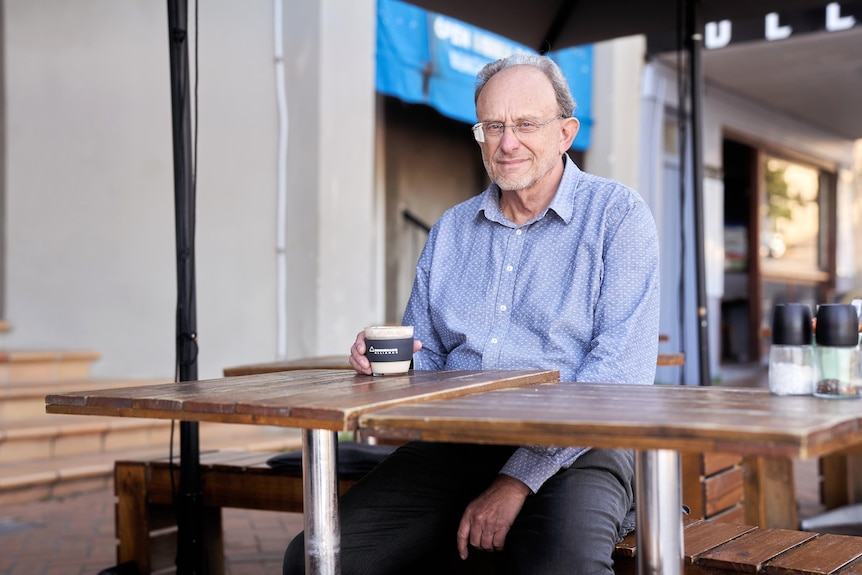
0, 0, 860, 387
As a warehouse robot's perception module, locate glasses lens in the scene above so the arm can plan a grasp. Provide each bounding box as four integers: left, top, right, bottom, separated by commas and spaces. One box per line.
516, 121, 539, 133
485, 123, 504, 136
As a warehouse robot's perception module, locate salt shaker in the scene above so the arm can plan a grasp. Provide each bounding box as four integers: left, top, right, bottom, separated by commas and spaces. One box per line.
814, 303, 861, 399
768, 303, 814, 395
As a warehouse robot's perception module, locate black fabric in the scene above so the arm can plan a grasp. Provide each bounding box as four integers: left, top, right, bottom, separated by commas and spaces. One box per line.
266, 441, 396, 479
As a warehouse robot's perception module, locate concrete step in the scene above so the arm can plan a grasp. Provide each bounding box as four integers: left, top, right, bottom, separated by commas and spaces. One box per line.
0, 413, 296, 464
0, 377, 166, 421
0, 426, 302, 506
0, 349, 101, 383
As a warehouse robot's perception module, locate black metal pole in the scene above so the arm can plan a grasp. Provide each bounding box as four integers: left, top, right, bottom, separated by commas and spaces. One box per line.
685, 0, 712, 386
167, 0, 203, 572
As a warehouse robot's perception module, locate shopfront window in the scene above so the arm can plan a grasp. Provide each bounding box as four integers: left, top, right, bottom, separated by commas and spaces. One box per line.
759, 155, 825, 279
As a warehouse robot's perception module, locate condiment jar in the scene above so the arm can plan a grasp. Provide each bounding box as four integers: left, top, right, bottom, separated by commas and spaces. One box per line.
768, 303, 814, 395
814, 303, 861, 399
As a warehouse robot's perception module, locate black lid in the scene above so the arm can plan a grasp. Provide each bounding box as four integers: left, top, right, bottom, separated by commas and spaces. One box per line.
815, 304, 859, 347
772, 303, 812, 345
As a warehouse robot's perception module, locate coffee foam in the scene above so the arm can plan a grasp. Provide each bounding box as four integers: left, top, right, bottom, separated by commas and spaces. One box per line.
364, 325, 413, 339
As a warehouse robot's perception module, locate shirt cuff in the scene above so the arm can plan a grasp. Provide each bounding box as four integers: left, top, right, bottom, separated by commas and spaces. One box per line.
499, 446, 590, 493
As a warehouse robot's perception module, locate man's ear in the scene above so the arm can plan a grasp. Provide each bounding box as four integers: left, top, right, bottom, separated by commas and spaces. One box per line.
559, 117, 580, 152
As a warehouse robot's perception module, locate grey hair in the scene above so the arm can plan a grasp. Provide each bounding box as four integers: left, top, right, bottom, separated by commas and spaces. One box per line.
474, 53, 576, 118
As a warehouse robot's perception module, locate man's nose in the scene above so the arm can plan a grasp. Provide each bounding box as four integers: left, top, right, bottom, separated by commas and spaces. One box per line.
499, 126, 521, 146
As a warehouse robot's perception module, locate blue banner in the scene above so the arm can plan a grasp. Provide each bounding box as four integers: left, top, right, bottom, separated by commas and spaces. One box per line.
376, 0, 593, 150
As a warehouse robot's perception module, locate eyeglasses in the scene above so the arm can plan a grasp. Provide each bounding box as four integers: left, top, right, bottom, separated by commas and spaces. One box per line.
471, 116, 562, 143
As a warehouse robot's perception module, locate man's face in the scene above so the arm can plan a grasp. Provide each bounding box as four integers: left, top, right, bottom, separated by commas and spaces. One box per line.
475, 65, 577, 192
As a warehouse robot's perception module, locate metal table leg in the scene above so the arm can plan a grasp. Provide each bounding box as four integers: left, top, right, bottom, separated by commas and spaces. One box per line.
303, 428, 341, 575
635, 449, 683, 575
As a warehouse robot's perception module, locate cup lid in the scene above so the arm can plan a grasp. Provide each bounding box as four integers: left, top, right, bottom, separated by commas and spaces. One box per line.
815, 303, 859, 347
772, 303, 812, 345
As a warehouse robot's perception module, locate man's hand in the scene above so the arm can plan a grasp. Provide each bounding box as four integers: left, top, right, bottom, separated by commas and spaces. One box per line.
348, 330, 422, 375
457, 474, 530, 560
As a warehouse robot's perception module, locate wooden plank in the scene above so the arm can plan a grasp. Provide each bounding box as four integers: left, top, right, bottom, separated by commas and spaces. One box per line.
683, 521, 758, 560
703, 452, 743, 476
613, 531, 638, 558
709, 505, 746, 525
360, 383, 862, 459
704, 467, 744, 517
821, 453, 850, 509
762, 533, 862, 575
834, 560, 862, 574
237, 370, 560, 422
223, 355, 352, 376
697, 528, 816, 573
657, 353, 685, 366
682, 452, 706, 519
743, 455, 798, 529
223, 348, 676, 377
47, 369, 559, 432
114, 461, 152, 573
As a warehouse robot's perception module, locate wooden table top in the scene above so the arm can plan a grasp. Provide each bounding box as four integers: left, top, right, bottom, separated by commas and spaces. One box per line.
358, 382, 862, 459
222, 355, 351, 377
45, 369, 559, 432
222, 353, 684, 377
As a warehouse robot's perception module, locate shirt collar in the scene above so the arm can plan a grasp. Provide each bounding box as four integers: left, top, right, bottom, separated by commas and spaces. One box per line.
477, 155, 581, 226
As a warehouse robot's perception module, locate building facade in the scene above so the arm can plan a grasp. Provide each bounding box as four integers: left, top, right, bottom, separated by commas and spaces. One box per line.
1, 0, 859, 385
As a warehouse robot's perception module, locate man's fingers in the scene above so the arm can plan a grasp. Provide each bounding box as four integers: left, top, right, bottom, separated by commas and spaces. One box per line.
349, 331, 371, 374
492, 527, 509, 551
456, 518, 470, 560
479, 528, 495, 551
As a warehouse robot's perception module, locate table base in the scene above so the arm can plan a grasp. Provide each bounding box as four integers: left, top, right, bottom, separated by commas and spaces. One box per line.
636, 449, 683, 575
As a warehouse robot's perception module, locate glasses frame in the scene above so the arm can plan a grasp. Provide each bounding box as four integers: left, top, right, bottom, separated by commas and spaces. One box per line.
471, 115, 563, 143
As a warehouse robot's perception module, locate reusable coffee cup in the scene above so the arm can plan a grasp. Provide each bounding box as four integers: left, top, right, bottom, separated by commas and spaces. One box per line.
364, 325, 414, 376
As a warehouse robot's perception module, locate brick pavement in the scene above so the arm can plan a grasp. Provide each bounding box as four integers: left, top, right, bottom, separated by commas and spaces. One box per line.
0, 484, 302, 575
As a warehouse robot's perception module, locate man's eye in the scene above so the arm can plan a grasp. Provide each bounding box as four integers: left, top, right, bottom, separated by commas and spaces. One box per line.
518, 121, 538, 131
486, 123, 505, 132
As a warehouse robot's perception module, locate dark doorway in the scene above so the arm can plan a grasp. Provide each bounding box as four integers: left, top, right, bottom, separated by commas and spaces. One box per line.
721, 139, 757, 363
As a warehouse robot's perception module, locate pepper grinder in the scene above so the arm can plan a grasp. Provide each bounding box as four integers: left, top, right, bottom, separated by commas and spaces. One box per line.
814, 303, 861, 399
768, 303, 814, 395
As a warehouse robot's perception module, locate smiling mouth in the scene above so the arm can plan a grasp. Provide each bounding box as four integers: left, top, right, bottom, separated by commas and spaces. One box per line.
497, 157, 529, 166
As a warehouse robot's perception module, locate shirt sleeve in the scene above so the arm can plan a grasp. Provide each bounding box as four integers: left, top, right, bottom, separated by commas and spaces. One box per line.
500, 446, 591, 493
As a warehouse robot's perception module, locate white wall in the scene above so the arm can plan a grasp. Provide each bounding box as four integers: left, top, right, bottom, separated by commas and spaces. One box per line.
281, 0, 378, 359
4, 0, 378, 379
6, 1, 177, 378
588, 36, 645, 188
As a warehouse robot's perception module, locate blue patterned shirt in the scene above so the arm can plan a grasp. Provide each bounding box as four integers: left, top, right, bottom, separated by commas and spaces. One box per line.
403, 155, 660, 492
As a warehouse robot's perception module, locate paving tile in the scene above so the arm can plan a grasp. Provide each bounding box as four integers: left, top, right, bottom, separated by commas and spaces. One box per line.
0, 485, 302, 575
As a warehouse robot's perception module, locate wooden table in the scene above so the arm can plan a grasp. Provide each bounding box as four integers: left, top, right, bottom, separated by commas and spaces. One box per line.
222, 352, 684, 377
45, 368, 558, 574
359, 382, 862, 575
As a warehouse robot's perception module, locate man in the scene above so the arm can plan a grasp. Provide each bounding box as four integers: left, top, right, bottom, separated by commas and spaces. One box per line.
285, 53, 659, 574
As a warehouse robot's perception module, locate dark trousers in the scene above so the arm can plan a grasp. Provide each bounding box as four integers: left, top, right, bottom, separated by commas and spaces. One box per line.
283, 442, 634, 575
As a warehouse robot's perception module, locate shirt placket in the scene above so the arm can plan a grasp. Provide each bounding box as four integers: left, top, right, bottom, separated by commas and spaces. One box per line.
483, 225, 526, 368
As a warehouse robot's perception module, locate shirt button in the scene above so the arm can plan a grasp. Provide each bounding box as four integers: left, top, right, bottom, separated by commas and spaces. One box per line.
491, 338, 498, 344
500, 305, 507, 311
515, 229, 522, 236
506, 265, 513, 272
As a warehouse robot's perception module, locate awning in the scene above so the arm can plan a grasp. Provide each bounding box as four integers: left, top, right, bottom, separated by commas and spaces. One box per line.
376, 0, 594, 150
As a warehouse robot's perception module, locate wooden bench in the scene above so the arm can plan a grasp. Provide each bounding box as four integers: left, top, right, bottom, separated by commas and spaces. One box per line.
113, 449, 862, 575
612, 519, 862, 575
